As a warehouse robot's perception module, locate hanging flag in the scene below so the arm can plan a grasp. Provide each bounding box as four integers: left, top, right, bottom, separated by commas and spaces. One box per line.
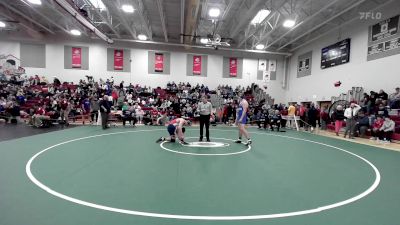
114, 49, 124, 70
258, 59, 267, 71
193, 55, 202, 75
155, 53, 164, 72
269, 59, 276, 72
71, 47, 82, 68
229, 58, 237, 77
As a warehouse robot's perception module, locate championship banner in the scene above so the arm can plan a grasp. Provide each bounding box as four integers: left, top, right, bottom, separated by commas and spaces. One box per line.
193, 55, 202, 75
371, 15, 399, 42
71, 47, 82, 68
263, 70, 271, 83
114, 49, 124, 70
258, 59, 267, 71
269, 59, 276, 72
155, 53, 164, 72
229, 58, 237, 77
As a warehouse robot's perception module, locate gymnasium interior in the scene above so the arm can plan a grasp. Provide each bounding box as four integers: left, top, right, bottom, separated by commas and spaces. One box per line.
0, 0, 400, 225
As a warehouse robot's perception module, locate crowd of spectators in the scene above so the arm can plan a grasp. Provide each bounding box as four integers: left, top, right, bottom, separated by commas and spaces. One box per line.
329, 87, 400, 143
0, 74, 399, 142
0, 74, 266, 129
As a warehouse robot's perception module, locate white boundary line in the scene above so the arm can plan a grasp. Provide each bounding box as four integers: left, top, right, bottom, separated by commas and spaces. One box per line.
25, 128, 381, 220
160, 137, 250, 156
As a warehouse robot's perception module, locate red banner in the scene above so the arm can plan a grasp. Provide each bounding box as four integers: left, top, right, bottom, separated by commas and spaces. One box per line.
155, 53, 164, 72
193, 55, 202, 75
229, 58, 237, 77
71, 47, 81, 68
114, 49, 124, 70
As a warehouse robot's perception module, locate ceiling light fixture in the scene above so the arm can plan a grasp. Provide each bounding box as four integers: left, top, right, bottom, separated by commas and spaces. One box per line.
200, 38, 209, 44
27, 0, 42, 5
208, 8, 220, 18
0, 21, 6, 28
251, 9, 271, 25
70, 29, 81, 36
283, 19, 296, 28
121, 4, 134, 13
255, 44, 265, 50
54, 0, 113, 43
137, 34, 147, 40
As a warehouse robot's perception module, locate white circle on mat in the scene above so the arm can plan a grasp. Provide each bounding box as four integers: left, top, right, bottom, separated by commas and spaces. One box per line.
159, 137, 250, 156
25, 129, 381, 220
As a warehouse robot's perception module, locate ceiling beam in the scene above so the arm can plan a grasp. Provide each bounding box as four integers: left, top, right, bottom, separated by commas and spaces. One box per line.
54, 0, 113, 43
183, 0, 200, 44
83, 0, 121, 38
18, 0, 71, 34
190, 0, 201, 42
237, 0, 289, 48
214, 0, 236, 35
103, 0, 137, 39
0, 2, 55, 34
263, 0, 342, 49
228, 0, 265, 38
180, 0, 185, 43
42, 0, 90, 37
115, 38, 292, 56
0, 7, 44, 38
135, 0, 153, 40
156, 0, 168, 42
279, 0, 368, 50
290, 0, 394, 52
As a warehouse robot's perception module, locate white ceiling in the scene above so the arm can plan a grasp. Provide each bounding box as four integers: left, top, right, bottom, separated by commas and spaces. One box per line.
0, 0, 395, 53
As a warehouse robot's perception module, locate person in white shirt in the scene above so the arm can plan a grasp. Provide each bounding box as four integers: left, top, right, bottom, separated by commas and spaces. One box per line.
379, 116, 395, 142
343, 103, 361, 139
126, 93, 133, 104
136, 108, 144, 124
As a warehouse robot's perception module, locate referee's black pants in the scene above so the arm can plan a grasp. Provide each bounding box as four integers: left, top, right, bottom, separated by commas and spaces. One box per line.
199, 114, 210, 140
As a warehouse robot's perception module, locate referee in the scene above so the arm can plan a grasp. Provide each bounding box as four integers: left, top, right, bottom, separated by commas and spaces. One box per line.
198, 95, 212, 142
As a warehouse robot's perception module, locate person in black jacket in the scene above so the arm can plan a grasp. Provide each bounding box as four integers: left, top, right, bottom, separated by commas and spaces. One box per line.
354, 112, 369, 138
332, 105, 345, 136
307, 104, 318, 130
269, 110, 282, 131
99, 95, 111, 129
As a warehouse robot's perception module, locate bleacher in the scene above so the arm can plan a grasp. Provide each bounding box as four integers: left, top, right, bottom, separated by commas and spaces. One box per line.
327, 86, 400, 141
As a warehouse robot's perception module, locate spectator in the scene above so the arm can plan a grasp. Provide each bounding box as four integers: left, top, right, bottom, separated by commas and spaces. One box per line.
287, 103, 296, 128
270, 110, 282, 131
307, 103, 318, 130
354, 112, 369, 138
53, 76, 61, 86
377, 89, 388, 105
90, 96, 99, 124
320, 106, 329, 130
99, 95, 111, 129
81, 96, 91, 125
344, 103, 361, 139
59, 96, 70, 125
376, 103, 389, 117
370, 115, 384, 140
389, 87, 400, 109
332, 105, 345, 136
378, 116, 395, 142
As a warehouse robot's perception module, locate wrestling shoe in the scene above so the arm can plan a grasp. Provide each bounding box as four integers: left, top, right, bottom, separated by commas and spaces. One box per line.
180, 141, 190, 145
245, 139, 252, 146
156, 137, 165, 143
